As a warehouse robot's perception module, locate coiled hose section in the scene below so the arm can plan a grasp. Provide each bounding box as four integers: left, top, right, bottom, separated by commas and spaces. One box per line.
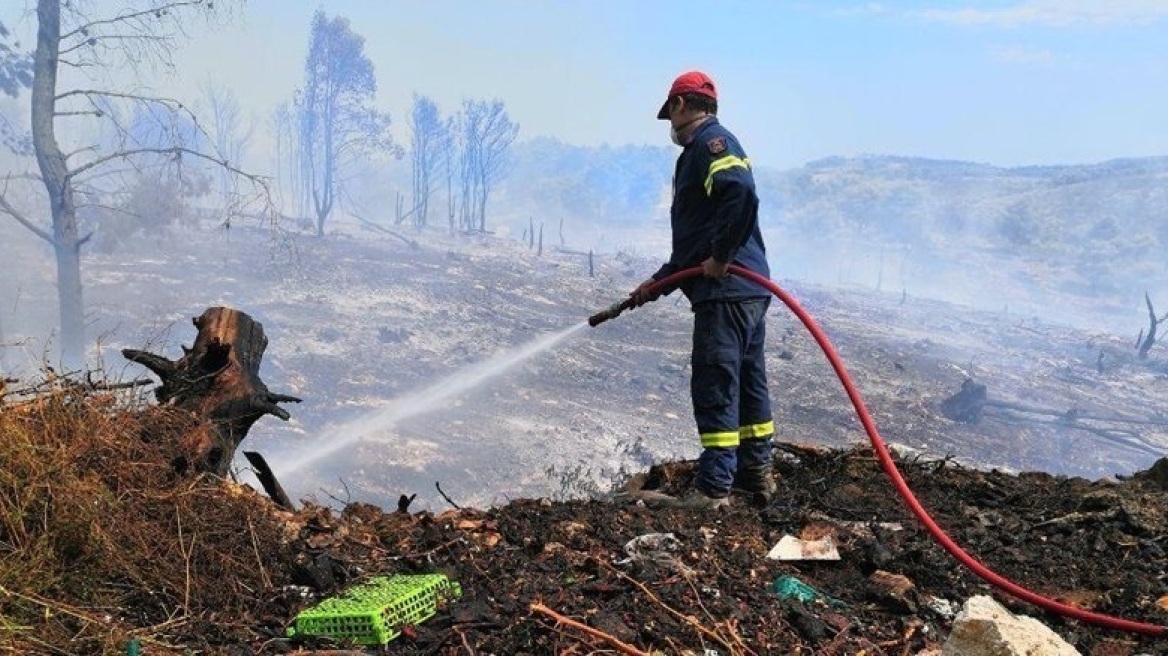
606, 264, 1165, 636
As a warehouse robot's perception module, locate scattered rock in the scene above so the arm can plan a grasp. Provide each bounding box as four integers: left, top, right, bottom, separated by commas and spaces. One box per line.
868, 570, 917, 613
1131, 457, 1168, 490
943, 595, 1082, 656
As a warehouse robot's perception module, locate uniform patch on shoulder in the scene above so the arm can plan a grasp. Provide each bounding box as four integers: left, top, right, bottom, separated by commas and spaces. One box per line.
707, 137, 726, 154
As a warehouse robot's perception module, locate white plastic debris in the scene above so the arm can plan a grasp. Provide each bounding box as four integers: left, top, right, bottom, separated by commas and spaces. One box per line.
766, 534, 841, 561
622, 532, 680, 559
617, 533, 693, 574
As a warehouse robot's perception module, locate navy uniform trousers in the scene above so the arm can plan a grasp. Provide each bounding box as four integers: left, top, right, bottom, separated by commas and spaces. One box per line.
691, 296, 774, 497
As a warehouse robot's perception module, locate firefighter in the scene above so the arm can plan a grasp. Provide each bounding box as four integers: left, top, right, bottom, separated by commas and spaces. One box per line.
629, 70, 776, 510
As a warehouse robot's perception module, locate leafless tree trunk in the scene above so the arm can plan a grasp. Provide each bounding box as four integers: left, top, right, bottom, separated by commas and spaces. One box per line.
408, 94, 443, 229
268, 100, 304, 223
202, 82, 253, 201
455, 105, 478, 232
442, 115, 456, 234
310, 119, 334, 237
453, 99, 517, 234
472, 100, 518, 232
446, 169, 455, 234
32, 0, 84, 363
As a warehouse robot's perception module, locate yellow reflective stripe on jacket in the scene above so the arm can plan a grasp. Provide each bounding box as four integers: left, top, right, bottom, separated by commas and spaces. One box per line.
704, 155, 751, 195
739, 420, 775, 439
699, 430, 740, 448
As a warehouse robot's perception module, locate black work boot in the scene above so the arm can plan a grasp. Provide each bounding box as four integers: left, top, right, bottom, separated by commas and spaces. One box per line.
733, 464, 777, 507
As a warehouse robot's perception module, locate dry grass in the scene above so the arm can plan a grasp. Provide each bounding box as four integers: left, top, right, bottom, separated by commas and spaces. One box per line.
0, 373, 295, 654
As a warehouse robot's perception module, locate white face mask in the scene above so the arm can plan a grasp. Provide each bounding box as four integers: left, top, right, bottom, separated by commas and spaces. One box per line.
669, 115, 706, 147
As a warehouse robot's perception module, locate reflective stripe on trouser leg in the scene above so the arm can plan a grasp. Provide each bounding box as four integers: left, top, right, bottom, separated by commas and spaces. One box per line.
700, 430, 740, 448
738, 421, 774, 439
737, 298, 774, 470
691, 302, 744, 496
692, 357, 739, 494
737, 421, 774, 471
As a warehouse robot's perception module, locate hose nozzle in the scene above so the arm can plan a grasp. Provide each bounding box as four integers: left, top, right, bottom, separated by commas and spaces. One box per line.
588, 299, 635, 327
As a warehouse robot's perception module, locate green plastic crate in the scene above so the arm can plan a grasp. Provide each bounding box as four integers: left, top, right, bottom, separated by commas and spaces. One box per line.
289, 574, 462, 645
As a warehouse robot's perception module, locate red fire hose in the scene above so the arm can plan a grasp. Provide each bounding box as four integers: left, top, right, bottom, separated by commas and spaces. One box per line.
590, 264, 1167, 636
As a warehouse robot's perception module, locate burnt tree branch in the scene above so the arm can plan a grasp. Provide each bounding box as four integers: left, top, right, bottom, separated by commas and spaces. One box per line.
122, 349, 178, 379
242, 451, 294, 510
940, 379, 1165, 457
1137, 291, 1168, 359
0, 177, 54, 244
60, 2, 209, 42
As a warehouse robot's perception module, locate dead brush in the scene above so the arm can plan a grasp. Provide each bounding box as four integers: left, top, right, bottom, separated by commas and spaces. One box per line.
0, 371, 297, 654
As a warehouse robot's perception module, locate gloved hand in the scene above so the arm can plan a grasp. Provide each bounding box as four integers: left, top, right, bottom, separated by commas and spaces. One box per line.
629, 278, 661, 307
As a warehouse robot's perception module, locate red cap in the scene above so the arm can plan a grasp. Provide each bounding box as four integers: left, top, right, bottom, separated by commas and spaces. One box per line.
657, 71, 717, 119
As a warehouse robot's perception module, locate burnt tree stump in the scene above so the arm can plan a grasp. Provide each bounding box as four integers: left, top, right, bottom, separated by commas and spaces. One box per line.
940, 378, 987, 423
123, 307, 301, 476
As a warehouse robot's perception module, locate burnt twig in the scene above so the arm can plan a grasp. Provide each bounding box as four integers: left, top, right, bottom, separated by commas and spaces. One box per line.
529, 602, 649, 656
436, 481, 462, 510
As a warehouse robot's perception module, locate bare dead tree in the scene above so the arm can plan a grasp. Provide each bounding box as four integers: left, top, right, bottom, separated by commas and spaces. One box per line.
200, 82, 254, 198
454, 99, 517, 233
0, 0, 272, 365
454, 103, 479, 232
268, 100, 301, 220
441, 115, 457, 235
472, 99, 518, 232
1135, 291, 1168, 359
407, 94, 445, 228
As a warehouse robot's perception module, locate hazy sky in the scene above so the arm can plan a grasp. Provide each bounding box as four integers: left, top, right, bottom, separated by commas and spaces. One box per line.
3, 0, 1168, 169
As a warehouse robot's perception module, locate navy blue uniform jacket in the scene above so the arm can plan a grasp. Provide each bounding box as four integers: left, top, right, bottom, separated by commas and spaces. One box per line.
651, 117, 770, 305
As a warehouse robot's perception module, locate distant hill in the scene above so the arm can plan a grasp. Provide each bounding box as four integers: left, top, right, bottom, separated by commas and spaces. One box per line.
763, 154, 1168, 258
502, 143, 1168, 270
753, 155, 1168, 326
499, 144, 1168, 321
